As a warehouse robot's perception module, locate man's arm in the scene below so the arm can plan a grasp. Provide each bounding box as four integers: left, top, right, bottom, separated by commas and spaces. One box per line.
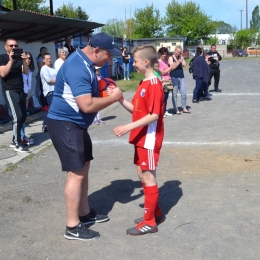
75, 87, 122, 113
113, 113, 159, 137
0, 51, 14, 78
217, 52, 222, 61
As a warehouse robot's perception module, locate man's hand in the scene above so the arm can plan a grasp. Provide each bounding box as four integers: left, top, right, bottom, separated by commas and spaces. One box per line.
113, 124, 131, 137
110, 87, 122, 102
8, 50, 14, 62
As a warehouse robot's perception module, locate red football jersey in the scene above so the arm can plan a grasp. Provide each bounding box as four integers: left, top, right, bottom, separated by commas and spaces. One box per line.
129, 77, 164, 150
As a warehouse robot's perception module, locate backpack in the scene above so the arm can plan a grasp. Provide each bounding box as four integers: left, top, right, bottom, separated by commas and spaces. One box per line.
189, 57, 195, 74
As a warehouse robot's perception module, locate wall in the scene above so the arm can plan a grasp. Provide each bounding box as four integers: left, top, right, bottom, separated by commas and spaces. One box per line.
0, 41, 56, 107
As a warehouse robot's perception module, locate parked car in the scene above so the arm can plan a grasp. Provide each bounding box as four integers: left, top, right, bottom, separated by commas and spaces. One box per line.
245, 46, 260, 55
232, 49, 248, 57
189, 49, 195, 57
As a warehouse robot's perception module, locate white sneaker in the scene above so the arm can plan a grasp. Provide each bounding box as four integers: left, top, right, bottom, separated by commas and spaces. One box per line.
127, 78, 130, 80
164, 111, 173, 116
124, 78, 126, 81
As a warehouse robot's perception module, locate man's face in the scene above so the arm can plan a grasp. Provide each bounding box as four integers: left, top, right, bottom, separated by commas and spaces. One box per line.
95, 49, 112, 67
5, 40, 18, 54
211, 46, 216, 52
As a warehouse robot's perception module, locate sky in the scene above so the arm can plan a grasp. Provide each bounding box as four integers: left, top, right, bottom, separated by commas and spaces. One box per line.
53, 0, 260, 31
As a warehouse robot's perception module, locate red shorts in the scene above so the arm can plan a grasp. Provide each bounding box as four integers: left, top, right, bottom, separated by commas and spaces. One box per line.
134, 146, 160, 170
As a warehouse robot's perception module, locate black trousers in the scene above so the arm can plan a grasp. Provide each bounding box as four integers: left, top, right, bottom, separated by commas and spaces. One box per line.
209, 68, 220, 89
3, 89, 27, 145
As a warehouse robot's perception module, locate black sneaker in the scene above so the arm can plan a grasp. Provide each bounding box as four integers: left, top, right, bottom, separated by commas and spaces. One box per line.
14, 144, 29, 153
10, 140, 16, 148
134, 214, 165, 225
79, 208, 109, 224
64, 222, 100, 241
126, 222, 158, 236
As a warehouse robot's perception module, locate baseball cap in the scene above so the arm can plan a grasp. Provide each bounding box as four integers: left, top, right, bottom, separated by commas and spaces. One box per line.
89, 33, 121, 56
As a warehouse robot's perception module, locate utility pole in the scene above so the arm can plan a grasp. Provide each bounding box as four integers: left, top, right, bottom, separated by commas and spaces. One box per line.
246, 0, 248, 30
238, 10, 243, 30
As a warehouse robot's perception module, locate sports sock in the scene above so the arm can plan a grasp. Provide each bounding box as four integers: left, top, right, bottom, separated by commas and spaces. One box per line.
143, 185, 158, 226
67, 224, 78, 230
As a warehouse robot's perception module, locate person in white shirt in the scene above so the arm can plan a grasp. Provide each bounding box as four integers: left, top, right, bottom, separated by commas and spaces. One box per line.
40, 53, 57, 132
54, 46, 68, 71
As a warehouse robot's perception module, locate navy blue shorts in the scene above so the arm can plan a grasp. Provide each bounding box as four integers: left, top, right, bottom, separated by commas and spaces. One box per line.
47, 118, 93, 172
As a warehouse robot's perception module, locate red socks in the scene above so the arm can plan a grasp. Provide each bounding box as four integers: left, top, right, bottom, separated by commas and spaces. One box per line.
143, 185, 160, 226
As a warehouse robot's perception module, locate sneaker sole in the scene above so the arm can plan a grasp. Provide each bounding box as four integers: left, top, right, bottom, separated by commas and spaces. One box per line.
10, 144, 16, 148
126, 228, 158, 236
82, 217, 109, 224
14, 148, 29, 153
64, 233, 100, 241
134, 216, 166, 225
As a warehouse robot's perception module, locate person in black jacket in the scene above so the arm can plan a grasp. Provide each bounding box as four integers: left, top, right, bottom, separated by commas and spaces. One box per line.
207, 44, 222, 92
192, 47, 210, 102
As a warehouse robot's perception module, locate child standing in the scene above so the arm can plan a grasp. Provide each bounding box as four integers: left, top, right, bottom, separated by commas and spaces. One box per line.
113, 45, 165, 236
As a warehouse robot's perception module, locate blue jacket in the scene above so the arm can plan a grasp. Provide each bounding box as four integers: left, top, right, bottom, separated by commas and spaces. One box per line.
193, 55, 210, 83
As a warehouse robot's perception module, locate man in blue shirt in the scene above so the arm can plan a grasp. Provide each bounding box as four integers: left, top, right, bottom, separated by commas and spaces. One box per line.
47, 33, 122, 241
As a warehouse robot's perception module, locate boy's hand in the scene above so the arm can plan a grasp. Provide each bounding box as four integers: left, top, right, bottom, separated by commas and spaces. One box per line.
110, 87, 122, 102
113, 125, 130, 137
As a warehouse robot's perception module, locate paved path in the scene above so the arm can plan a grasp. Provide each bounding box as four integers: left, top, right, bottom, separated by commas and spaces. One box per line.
0, 58, 260, 260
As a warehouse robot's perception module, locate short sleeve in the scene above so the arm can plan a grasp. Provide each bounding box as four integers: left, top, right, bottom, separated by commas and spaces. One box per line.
148, 80, 163, 115
0, 54, 8, 66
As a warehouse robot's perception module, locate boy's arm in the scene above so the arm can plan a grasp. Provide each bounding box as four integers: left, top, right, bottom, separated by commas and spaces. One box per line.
119, 96, 134, 113
113, 113, 159, 137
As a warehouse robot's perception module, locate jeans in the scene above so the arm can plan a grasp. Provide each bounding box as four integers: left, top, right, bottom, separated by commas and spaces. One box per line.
43, 92, 53, 126
164, 91, 170, 113
171, 77, 187, 111
123, 63, 129, 79
193, 76, 203, 100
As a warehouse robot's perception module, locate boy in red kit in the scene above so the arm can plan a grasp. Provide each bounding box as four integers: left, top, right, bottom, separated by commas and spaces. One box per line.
113, 45, 165, 235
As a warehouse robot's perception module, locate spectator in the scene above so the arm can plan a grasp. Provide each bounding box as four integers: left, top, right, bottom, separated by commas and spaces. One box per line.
40, 53, 57, 132
168, 46, 190, 114
122, 47, 130, 80
0, 38, 29, 152
207, 44, 222, 92
157, 47, 173, 117
54, 46, 68, 71
36, 46, 48, 111
21, 52, 35, 145
192, 47, 210, 103
64, 36, 75, 56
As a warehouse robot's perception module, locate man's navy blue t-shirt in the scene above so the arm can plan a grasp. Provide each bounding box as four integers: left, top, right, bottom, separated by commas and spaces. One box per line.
47, 49, 99, 128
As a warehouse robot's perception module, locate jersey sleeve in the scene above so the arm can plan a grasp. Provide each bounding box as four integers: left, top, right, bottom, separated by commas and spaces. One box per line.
148, 80, 163, 115
0, 55, 8, 66
65, 60, 93, 98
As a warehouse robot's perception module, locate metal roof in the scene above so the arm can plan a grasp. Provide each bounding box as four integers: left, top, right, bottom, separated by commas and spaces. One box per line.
0, 9, 104, 43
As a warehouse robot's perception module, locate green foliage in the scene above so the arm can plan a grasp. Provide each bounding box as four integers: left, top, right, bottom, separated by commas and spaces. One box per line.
132, 4, 163, 38
55, 2, 89, 20
210, 21, 238, 34
2, 0, 49, 13
250, 5, 260, 31
234, 29, 257, 49
204, 36, 218, 45
101, 19, 125, 38
165, 0, 214, 41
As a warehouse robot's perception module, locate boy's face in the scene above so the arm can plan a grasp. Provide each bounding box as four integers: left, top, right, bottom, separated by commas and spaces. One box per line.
133, 51, 148, 74
154, 63, 159, 71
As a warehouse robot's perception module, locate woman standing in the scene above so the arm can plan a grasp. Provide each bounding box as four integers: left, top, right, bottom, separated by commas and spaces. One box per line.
21, 52, 35, 145
40, 53, 57, 132
122, 47, 130, 80
54, 46, 68, 71
36, 46, 48, 111
157, 47, 173, 117
168, 46, 190, 114
192, 47, 210, 103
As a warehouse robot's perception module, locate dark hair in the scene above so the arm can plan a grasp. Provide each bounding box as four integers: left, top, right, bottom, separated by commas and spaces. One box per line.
154, 60, 159, 64
43, 52, 51, 58
37, 47, 47, 58
211, 44, 216, 48
196, 47, 202, 55
25, 52, 35, 72
158, 47, 168, 56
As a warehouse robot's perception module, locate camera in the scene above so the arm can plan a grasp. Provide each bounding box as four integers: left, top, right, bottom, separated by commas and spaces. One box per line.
12, 49, 23, 60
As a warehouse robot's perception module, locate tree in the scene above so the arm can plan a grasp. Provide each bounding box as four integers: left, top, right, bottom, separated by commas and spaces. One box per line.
210, 21, 238, 34
250, 5, 260, 31
165, 0, 214, 42
101, 19, 125, 38
55, 2, 89, 20
234, 29, 256, 49
2, 0, 49, 13
132, 4, 164, 38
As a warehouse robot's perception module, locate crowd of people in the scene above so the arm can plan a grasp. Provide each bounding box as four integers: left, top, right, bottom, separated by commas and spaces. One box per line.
0, 34, 223, 240
155, 44, 222, 117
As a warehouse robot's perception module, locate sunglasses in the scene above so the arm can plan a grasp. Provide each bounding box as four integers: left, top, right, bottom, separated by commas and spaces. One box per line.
7, 44, 18, 48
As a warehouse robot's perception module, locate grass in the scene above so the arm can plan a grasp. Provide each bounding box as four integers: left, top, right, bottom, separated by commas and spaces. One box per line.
115, 72, 144, 91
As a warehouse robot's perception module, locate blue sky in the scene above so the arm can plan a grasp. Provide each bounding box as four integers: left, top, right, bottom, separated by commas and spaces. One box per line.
53, 0, 259, 30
